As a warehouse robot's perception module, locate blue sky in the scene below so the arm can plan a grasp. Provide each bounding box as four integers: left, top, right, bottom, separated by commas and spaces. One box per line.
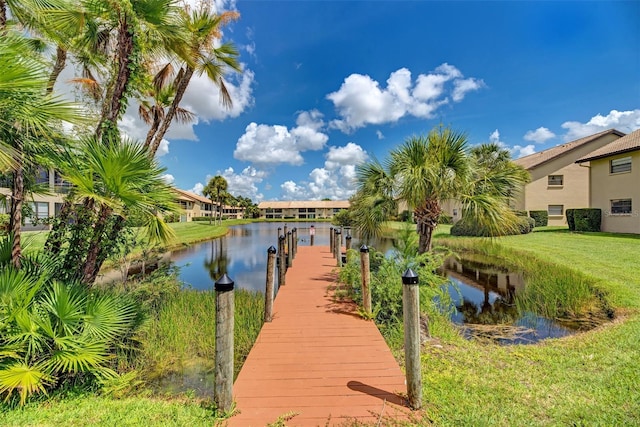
124, 0, 640, 202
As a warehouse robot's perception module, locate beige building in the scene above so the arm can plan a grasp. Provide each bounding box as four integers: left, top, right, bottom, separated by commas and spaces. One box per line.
576, 129, 640, 234
513, 129, 624, 226
257, 200, 350, 220
173, 188, 244, 222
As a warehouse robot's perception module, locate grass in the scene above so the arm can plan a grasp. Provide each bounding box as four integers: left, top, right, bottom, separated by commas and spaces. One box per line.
409, 226, 640, 425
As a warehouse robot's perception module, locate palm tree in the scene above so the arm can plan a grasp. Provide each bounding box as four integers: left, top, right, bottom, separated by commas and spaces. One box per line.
353, 126, 529, 253
203, 175, 228, 225
44, 136, 179, 284
0, 33, 85, 268
146, 6, 241, 156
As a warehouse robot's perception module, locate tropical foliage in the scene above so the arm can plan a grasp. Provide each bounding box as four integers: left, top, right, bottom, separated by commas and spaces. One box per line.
352, 127, 529, 252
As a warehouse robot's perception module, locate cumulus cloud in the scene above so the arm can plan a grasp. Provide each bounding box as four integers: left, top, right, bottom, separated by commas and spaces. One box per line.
524, 127, 556, 144
161, 174, 175, 184
327, 64, 484, 132
221, 166, 267, 201
376, 130, 384, 139
191, 182, 204, 195
489, 129, 535, 159
280, 142, 369, 200
234, 110, 328, 165
561, 109, 640, 141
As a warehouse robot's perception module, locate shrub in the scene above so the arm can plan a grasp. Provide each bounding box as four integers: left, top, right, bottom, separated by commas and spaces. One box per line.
529, 210, 548, 227
0, 213, 8, 234
451, 216, 534, 237
513, 210, 528, 217
191, 216, 213, 222
398, 210, 413, 223
566, 209, 576, 231
573, 208, 601, 232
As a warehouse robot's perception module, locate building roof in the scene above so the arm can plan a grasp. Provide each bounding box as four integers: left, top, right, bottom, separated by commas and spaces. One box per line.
514, 128, 625, 170
173, 188, 212, 204
576, 128, 640, 163
257, 200, 350, 209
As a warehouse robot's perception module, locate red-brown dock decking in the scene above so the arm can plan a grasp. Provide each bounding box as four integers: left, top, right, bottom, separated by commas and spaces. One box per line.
228, 245, 410, 426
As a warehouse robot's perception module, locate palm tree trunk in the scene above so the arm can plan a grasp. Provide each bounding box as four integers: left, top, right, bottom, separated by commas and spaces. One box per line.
82, 203, 112, 284
149, 67, 194, 156
47, 45, 67, 94
414, 199, 441, 253
9, 153, 24, 269
143, 114, 162, 149
0, 0, 7, 32
96, 16, 134, 142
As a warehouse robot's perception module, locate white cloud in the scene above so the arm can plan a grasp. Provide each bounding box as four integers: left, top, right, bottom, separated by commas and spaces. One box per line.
156, 139, 170, 157
279, 142, 369, 200
327, 64, 484, 132
524, 127, 556, 144
234, 110, 328, 165
561, 109, 640, 141
376, 130, 384, 139
191, 182, 204, 195
489, 129, 535, 159
221, 166, 267, 201
161, 174, 175, 184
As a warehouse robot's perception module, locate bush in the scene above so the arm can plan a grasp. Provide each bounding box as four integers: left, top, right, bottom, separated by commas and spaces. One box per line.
573, 208, 601, 232
451, 216, 534, 237
566, 209, 576, 231
529, 210, 548, 227
513, 210, 528, 217
398, 210, 413, 223
0, 213, 8, 234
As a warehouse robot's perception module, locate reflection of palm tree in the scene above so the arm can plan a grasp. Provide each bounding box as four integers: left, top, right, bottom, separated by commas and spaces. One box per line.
458, 286, 518, 325
204, 238, 230, 282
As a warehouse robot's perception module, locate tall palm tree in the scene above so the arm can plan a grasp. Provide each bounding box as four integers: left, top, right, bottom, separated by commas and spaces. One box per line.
146, 6, 241, 156
203, 175, 227, 225
353, 126, 529, 253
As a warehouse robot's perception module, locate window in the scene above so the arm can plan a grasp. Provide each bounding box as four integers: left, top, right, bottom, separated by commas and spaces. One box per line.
298, 208, 307, 213
54, 171, 73, 193
25, 202, 49, 224
548, 175, 563, 186
611, 199, 632, 215
548, 205, 564, 216
610, 157, 631, 174
36, 168, 50, 185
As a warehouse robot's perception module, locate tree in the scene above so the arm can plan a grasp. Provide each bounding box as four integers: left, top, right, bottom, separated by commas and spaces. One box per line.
353, 126, 529, 253
145, 6, 241, 156
203, 175, 228, 225
0, 33, 84, 268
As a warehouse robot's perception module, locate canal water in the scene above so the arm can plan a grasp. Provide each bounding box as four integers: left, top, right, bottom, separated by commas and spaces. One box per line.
167, 222, 578, 344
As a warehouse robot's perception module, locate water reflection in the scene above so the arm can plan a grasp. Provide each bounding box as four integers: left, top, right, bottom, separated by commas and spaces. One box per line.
441, 256, 576, 344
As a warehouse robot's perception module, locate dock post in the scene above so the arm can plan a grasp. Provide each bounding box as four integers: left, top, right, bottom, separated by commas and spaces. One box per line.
402, 268, 422, 410
265, 246, 277, 322
360, 245, 371, 317
346, 234, 352, 251
292, 227, 297, 259
214, 273, 235, 412
310, 225, 315, 246
329, 227, 334, 256
335, 229, 342, 267
278, 234, 286, 287
287, 231, 293, 268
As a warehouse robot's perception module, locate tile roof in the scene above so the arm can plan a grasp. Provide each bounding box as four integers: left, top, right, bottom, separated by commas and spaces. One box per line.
514, 128, 625, 170
173, 188, 212, 204
257, 200, 350, 209
576, 128, 640, 163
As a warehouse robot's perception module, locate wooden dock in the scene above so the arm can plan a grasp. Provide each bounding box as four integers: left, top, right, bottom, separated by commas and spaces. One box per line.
228, 245, 410, 426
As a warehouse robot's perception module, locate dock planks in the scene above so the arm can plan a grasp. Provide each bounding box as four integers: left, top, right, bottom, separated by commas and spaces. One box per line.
228, 245, 410, 426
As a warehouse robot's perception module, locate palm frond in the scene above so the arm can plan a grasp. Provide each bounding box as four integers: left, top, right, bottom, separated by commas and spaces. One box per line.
0, 362, 52, 405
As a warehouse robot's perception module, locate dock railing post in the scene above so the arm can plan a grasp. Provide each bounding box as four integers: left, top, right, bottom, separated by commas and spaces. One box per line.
345, 234, 352, 251
265, 246, 276, 322
214, 273, 235, 412
287, 231, 293, 268
309, 225, 315, 246
335, 229, 342, 267
292, 227, 297, 259
360, 245, 371, 317
402, 268, 422, 410
278, 234, 286, 287
329, 227, 334, 256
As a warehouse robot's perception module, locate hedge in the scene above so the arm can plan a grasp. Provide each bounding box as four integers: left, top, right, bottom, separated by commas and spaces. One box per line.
572, 208, 601, 232
450, 215, 534, 237
566, 209, 576, 231
529, 210, 548, 227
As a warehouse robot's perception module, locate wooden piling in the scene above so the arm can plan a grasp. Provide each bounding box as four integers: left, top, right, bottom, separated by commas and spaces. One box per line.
329, 227, 334, 256
310, 225, 315, 246
264, 246, 277, 322
360, 245, 371, 317
278, 234, 286, 287
402, 268, 422, 410
346, 234, 352, 251
287, 231, 293, 268
214, 273, 235, 412
335, 229, 342, 267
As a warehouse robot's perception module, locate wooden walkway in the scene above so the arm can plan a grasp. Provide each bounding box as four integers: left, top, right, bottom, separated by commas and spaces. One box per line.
228, 245, 410, 427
